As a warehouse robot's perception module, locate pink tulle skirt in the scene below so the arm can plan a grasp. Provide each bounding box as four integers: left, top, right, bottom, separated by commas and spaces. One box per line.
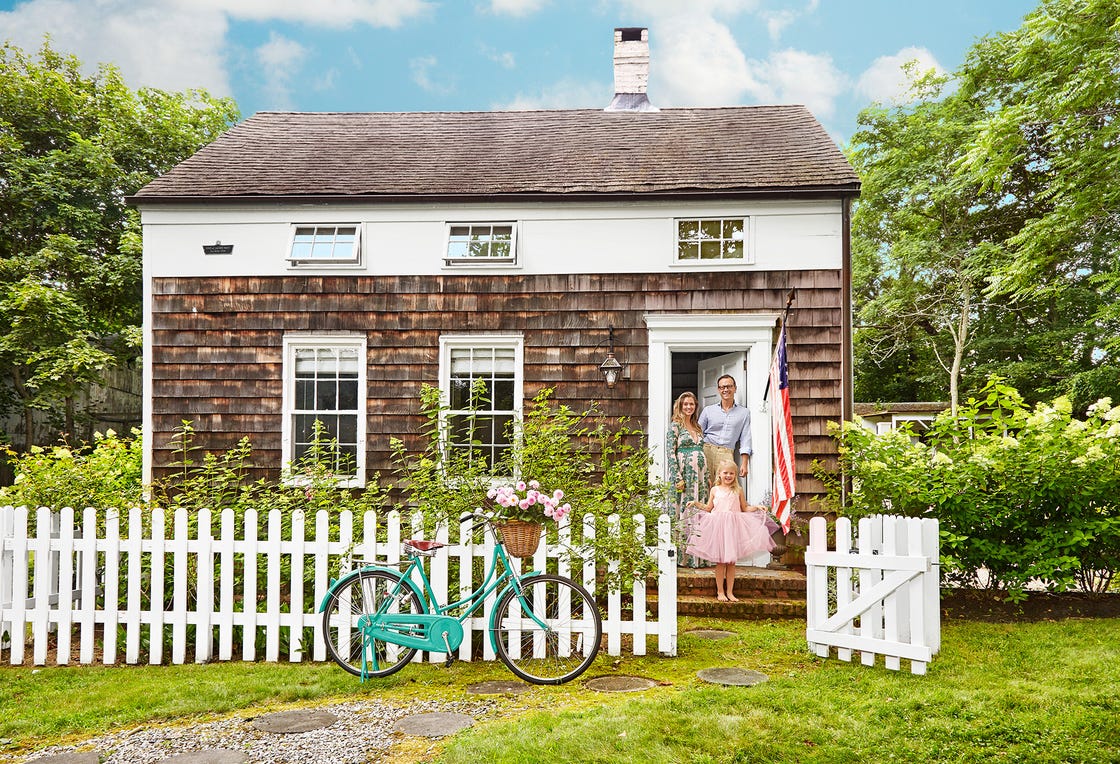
685, 509, 776, 564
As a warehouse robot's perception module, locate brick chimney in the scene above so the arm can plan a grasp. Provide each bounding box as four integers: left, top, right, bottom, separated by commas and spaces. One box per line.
606, 27, 657, 112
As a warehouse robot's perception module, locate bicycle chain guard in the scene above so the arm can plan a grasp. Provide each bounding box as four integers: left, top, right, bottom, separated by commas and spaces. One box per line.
361, 613, 465, 654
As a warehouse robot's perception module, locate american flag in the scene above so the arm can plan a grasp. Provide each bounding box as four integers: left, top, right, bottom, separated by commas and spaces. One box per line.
770, 324, 795, 533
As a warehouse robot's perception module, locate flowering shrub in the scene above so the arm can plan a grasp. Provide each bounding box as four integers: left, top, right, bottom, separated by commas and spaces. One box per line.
818, 378, 1120, 598
488, 480, 572, 524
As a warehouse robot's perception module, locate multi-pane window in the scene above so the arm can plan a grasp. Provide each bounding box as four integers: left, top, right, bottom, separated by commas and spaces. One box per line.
283, 337, 365, 484
676, 218, 747, 261
442, 340, 522, 470
445, 223, 516, 264
288, 225, 360, 264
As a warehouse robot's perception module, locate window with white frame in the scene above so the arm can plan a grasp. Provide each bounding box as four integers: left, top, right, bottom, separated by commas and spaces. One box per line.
287, 225, 361, 265
444, 223, 517, 265
282, 336, 366, 485
440, 337, 523, 471
675, 217, 748, 262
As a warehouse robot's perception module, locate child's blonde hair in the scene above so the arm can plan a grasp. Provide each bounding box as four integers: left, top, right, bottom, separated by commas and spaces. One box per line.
713, 459, 745, 497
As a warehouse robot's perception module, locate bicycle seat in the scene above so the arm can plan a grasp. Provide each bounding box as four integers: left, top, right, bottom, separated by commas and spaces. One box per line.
403, 539, 445, 556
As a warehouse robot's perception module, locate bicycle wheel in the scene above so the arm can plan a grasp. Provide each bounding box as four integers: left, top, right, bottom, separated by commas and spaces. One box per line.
492, 573, 602, 684
321, 568, 424, 678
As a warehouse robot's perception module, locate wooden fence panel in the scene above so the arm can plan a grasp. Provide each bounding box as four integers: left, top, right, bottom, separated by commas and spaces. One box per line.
0, 505, 678, 667
805, 514, 940, 675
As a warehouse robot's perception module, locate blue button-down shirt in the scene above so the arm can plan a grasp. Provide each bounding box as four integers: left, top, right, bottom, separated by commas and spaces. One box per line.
698, 402, 753, 456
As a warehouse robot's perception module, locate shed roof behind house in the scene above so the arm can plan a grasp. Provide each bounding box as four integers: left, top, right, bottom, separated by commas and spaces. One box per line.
133, 106, 860, 202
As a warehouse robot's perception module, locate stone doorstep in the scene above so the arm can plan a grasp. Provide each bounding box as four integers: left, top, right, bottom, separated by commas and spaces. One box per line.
655, 566, 807, 600
649, 594, 806, 620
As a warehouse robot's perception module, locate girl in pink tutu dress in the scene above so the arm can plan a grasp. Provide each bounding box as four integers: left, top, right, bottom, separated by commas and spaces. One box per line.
685, 460, 776, 601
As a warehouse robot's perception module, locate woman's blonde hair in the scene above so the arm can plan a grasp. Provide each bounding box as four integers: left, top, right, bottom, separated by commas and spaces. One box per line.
713, 459, 745, 497
671, 391, 700, 429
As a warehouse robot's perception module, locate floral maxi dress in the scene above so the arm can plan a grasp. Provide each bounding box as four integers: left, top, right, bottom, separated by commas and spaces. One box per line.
667, 422, 709, 567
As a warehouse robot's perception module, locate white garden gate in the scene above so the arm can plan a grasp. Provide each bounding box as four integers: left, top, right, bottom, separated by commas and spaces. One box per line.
0, 505, 678, 666
805, 514, 940, 675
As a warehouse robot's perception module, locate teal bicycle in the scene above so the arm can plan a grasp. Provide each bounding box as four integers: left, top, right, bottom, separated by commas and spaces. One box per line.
320, 512, 602, 684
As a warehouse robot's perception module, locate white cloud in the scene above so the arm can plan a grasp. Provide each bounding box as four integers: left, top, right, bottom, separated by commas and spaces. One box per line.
0, 0, 432, 102
750, 48, 847, 118
651, 14, 759, 107
856, 46, 945, 104
189, 0, 432, 28
487, 0, 549, 16
480, 44, 516, 69
497, 78, 612, 110
256, 32, 308, 110
0, 0, 233, 95
410, 56, 454, 95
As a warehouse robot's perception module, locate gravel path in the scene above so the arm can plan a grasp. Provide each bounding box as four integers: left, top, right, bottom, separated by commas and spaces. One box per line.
8, 699, 498, 764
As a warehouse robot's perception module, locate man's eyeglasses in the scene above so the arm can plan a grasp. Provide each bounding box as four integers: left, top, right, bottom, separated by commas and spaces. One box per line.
717, 384, 735, 390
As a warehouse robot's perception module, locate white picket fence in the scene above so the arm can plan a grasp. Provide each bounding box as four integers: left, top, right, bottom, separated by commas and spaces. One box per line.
0, 505, 678, 667
805, 514, 940, 675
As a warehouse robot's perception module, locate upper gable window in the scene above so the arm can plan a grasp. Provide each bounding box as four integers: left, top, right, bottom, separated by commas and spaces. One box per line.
444, 223, 517, 266
676, 218, 748, 262
288, 225, 360, 265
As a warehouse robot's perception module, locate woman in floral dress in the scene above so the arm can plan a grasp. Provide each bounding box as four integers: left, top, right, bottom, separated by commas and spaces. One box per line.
667, 391, 709, 567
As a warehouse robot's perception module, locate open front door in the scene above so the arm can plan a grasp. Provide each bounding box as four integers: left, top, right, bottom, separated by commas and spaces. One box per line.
698, 352, 745, 409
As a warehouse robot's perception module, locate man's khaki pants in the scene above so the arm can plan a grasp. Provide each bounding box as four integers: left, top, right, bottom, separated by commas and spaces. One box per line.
703, 443, 735, 487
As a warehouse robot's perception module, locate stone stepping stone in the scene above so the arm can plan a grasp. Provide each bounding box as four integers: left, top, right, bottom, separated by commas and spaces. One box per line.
697, 667, 769, 686
466, 679, 530, 695
250, 708, 338, 734
158, 751, 249, 763
23, 754, 99, 764
584, 675, 658, 692
685, 628, 737, 639
394, 712, 474, 738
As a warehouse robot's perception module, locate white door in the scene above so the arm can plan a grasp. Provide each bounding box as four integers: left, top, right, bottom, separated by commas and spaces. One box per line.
698, 352, 745, 408
697, 350, 769, 567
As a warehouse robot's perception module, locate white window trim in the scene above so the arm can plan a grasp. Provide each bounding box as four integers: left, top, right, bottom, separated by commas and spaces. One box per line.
286, 223, 363, 267
672, 216, 753, 266
281, 333, 367, 487
438, 334, 525, 474
441, 221, 520, 267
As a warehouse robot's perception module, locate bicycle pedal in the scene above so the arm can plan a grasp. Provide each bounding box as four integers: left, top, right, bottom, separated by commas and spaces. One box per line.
442, 631, 455, 667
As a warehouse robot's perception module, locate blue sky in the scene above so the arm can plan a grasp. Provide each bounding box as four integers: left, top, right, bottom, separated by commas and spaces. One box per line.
0, 0, 1037, 145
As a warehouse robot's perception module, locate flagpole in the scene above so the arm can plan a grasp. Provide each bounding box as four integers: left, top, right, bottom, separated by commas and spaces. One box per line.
764, 289, 796, 401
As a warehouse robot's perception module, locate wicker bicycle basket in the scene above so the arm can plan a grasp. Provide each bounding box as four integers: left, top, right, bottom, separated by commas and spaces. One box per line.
496, 520, 543, 559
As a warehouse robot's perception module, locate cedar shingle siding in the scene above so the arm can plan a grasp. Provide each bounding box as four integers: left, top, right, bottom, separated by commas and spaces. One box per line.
150, 270, 843, 495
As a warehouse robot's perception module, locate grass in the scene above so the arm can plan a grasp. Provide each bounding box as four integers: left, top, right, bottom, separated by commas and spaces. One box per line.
2, 616, 1118, 763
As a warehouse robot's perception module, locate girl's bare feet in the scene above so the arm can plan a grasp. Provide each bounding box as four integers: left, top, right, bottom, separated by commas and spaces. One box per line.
716, 592, 728, 602
727, 594, 739, 602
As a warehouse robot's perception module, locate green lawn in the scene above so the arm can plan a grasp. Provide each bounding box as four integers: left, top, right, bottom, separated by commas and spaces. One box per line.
2, 616, 1117, 763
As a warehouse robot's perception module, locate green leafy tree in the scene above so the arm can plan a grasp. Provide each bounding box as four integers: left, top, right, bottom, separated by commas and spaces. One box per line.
848, 1, 1120, 410
0, 40, 239, 447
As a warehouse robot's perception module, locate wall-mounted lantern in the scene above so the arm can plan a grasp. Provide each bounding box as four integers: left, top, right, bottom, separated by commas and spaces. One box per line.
599, 327, 625, 389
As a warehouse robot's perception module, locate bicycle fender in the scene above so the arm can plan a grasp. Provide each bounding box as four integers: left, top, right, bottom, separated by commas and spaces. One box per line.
487, 570, 547, 653
318, 565, 425, 613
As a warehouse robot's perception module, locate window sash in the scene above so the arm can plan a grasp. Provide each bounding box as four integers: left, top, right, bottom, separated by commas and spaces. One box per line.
445, 223, 517, 264
440, 338, 522, 472
283, 337, 365, 484
288, 225, 361, 264
676, 217, 747, 261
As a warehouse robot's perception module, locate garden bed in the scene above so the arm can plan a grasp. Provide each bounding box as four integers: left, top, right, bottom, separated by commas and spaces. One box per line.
942, 588, 1120, 622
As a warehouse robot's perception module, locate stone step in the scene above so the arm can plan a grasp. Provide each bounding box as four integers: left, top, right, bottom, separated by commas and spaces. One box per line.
649, 594, 806, 620
655, 565, 807, 599
645, 564, 807, 620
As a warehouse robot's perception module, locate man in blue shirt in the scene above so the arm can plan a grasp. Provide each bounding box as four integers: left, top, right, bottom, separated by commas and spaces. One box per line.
698, 374, 752, 486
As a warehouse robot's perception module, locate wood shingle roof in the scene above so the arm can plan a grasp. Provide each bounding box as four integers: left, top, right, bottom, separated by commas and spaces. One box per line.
133, 106, 859, 201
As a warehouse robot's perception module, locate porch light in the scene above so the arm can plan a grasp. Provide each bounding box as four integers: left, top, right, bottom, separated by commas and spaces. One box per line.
599, 327, 625, 389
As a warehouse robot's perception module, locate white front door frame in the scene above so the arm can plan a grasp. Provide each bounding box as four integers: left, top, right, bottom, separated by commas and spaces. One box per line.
646, 312, 780, 503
